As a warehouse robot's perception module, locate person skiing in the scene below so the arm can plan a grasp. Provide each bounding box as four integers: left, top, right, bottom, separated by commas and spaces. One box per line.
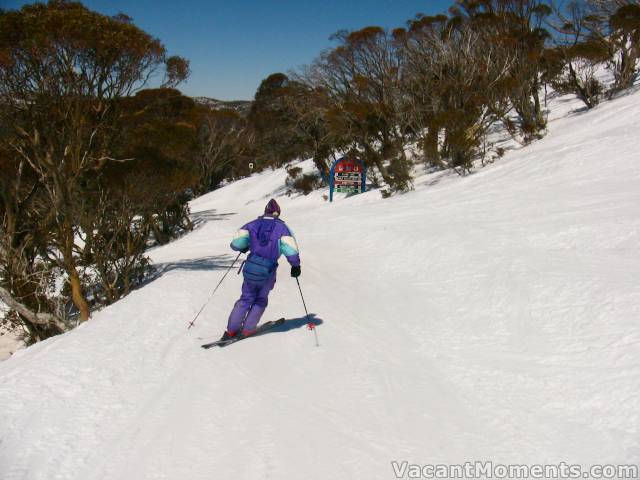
220, 198, 301, 341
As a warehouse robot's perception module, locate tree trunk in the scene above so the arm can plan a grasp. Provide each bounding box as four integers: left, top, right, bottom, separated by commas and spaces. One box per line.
68, 265, 90, 321
423, 126, 440, 167
60, 223, 91, 321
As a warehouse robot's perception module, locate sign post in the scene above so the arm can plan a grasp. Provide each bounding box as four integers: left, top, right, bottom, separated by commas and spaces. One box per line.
329, 157, 367, 202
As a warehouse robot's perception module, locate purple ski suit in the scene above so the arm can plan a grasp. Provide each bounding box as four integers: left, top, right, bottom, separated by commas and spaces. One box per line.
226, 215, 300, 334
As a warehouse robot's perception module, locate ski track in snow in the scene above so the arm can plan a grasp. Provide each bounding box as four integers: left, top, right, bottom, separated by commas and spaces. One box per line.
1, 89, 640, 479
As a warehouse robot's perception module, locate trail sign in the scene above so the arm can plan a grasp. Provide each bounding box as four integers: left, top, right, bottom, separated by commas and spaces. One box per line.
329, 157, 366, 202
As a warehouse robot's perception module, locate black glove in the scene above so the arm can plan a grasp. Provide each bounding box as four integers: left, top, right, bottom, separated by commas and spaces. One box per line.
240, 247, 249, 254
290, 265, 301, 278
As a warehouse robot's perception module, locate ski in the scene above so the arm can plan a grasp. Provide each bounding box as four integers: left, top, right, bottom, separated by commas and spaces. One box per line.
201, 318, 285, 349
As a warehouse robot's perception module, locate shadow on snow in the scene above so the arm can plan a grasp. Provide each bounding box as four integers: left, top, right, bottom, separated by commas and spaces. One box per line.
144, 254, 239, 286
259, 313, 324, 336
190, 208, 236, 229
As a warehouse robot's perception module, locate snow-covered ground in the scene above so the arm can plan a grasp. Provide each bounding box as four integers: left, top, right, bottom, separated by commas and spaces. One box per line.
0, 301, 23, 360
0, 332, 21, 361
1, 88, 639, 480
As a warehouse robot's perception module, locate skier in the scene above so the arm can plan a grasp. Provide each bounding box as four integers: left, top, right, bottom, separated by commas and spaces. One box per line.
220, 198, 301, 341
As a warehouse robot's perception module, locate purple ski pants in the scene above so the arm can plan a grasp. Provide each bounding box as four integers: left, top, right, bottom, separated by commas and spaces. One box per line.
226, 274, 276, 334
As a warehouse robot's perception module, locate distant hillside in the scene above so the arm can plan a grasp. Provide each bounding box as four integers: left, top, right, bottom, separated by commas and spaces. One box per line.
192, 96, 252, 115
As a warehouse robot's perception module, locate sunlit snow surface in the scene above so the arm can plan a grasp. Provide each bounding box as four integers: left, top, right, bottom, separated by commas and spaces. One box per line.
1, 89, 639, 479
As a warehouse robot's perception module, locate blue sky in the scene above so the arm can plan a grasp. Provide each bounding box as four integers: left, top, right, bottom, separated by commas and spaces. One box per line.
5, 1, 452, 100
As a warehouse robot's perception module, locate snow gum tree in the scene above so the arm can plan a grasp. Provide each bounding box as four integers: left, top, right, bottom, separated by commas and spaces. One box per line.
396, 14, 516, 172
197, 108, 252, 192
450, 0, 553, 143
245, 73, 341, 192
0, 1, 189, 336
596, 2, 640, 94
547, 1, 640, 100
247, 73, 318, 170
306, 27, 413, 193
547, 1, 610, 109
78, 88, 200, 305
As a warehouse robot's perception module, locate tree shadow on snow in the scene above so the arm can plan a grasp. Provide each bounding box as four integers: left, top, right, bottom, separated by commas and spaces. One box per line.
566, 105, 591, 117
190, 209, 236, 229
144, 254, 238, 286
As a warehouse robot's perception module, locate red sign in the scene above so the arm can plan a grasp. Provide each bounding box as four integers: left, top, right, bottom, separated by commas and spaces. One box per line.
336, 159, 362, 173
329, 157, 366, 202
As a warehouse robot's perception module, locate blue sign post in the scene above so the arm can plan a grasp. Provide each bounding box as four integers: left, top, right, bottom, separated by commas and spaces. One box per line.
329, 157, 367, 202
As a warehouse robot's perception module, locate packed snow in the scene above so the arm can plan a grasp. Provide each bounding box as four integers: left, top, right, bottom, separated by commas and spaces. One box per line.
1, 88, 639, 480
0, 307, 22, 361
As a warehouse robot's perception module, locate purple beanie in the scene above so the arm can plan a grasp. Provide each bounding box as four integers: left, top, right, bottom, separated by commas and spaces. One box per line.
264, 198, 281, 217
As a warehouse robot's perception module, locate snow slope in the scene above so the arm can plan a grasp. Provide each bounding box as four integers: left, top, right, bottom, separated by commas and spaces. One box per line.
1, 90, 639, 480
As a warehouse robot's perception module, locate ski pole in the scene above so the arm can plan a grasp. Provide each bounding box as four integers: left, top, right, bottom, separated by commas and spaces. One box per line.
187, 252, 242, 329
296, 277, 319, 347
